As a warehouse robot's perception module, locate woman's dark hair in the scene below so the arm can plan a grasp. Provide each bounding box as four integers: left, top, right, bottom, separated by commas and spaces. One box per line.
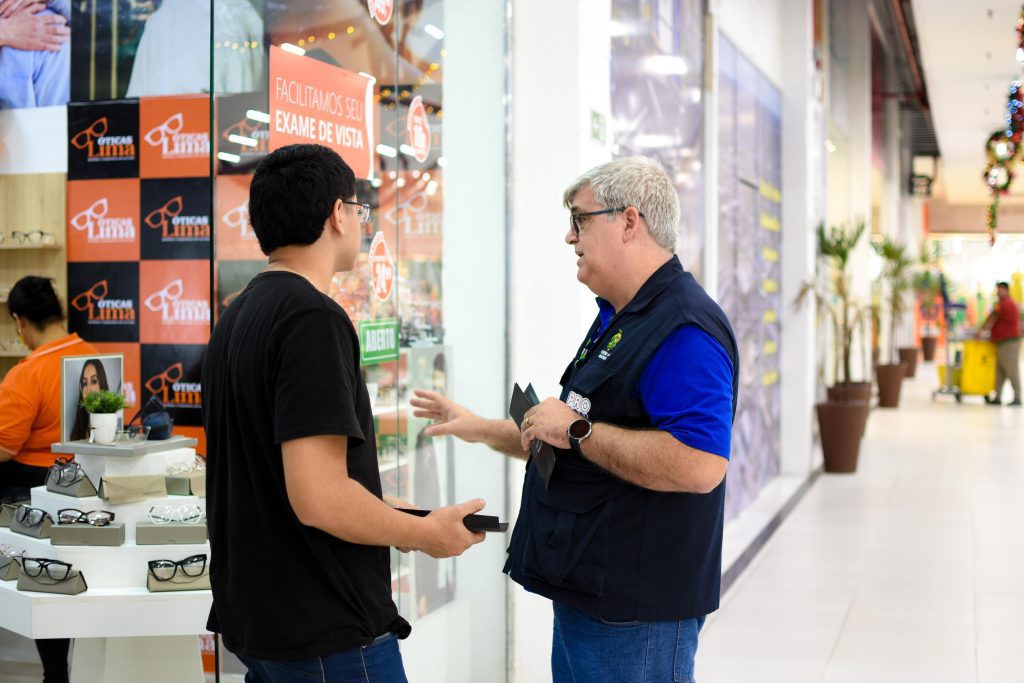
248, 144, 356, 255
7, 276, 64, 330
70, 359, 112, 441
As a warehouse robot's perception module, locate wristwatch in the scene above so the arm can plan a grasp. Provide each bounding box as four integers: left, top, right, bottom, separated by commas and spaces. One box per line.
567, 418, 593, 454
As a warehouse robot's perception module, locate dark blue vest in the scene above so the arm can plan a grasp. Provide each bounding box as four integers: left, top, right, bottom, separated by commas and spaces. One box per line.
504, 256, 739, 621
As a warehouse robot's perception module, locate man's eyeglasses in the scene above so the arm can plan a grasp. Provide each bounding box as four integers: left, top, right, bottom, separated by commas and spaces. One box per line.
568, 206, 644, 237
341, 200, 371, 224
49, 458, 85, 487
148, 505, 204, 525
57, 508, 115, 527
148, 553, 207, 581
15, 505, 53, 528
22, 557, 73, 582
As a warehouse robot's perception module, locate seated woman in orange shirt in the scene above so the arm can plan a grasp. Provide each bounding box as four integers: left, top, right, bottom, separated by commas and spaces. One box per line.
0, 275, 99, 499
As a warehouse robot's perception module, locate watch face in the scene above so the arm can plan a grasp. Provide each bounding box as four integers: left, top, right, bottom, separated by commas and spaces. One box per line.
569, 419, 591, 439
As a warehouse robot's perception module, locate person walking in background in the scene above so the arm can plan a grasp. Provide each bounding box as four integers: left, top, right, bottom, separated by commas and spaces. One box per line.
412, 157, 738, 682
978, 281, 1022, 406
0, 275, 98, 683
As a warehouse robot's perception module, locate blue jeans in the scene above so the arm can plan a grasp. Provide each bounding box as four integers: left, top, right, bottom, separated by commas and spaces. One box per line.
551, 602, 705, 683
238, 634, 407, 683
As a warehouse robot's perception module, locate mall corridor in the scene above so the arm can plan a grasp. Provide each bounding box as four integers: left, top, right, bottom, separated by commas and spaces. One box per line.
697, 366, 1024, 683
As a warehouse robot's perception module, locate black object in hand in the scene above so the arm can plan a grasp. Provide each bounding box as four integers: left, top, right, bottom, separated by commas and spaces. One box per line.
397, 508, 509, 533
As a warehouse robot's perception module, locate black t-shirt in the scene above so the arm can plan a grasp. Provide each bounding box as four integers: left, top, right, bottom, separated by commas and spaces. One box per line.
201, 271, 409, 660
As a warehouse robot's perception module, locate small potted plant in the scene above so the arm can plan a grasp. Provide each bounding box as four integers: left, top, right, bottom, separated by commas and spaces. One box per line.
874, 236, 915, 405
81, 390, 127, 445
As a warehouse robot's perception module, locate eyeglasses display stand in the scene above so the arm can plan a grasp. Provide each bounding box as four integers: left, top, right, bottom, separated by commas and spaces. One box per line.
0, 437, 211, 683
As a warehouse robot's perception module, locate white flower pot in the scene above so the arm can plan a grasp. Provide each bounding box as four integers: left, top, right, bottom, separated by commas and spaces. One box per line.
89, 413, 119, 445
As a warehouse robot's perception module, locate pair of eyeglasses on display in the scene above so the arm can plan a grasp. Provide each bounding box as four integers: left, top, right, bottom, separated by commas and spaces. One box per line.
50, 458, 85, 487
113, 425, 151, 444
0, 230, 57, 246
0, 339, 27, 353
0, 544, 25, 559
341, 200, 371, 224
165, 455, 206, 476
568, 206, 645, 237
148, 505, 203, 525
15, 505, 53, 528
57, 509, 116, 527
22, 558, 74, 582
148, 554, 207, 582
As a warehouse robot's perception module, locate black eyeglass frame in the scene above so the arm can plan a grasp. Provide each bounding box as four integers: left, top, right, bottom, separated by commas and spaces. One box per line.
569, 206, 645, 237
21, 557, 73, 581
15, 505, 53, 528
50, 458, 85, 488
148, 554, 208, 582
340, 200, 371, 224
57, 508, 116, 527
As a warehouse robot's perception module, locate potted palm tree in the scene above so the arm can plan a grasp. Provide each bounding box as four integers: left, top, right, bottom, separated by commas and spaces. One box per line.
801, 220, 870, 473
82, 390, 127, 445
874, 236, 915, 406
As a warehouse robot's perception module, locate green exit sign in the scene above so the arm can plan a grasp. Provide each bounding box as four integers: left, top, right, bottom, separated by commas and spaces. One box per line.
359, 319, 400, 365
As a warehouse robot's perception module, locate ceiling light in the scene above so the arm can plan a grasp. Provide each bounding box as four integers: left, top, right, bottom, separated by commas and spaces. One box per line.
280, 43, 305, 56
424, 24, 444, 40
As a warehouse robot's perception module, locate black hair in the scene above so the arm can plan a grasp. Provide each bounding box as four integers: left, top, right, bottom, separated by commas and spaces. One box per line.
997, 281, 1010, 289
70, 359, 112, 441
247, 144, 356, 255
7, 276, 64, 330
433, 353, 446, 373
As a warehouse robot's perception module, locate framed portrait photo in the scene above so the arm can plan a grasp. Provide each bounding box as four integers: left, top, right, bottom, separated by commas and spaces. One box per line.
61, 353, 125, 443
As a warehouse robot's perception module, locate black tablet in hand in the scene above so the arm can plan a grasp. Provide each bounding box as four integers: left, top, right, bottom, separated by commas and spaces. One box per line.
397, 508, 508, 533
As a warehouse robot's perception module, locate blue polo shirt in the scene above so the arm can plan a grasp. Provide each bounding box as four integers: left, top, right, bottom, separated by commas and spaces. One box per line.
597, 298, 733, 459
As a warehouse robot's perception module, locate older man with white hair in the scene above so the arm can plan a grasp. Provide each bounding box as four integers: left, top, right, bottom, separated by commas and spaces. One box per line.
413, 157, 738, 681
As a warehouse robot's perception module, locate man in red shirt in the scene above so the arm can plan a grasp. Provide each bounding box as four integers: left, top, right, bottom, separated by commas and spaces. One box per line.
978, 281, 1021, 406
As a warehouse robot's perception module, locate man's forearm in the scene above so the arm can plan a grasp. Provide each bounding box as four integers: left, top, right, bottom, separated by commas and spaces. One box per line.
474, 418, 527, 459
576, 423, 726, 494
304, 478, 430, 548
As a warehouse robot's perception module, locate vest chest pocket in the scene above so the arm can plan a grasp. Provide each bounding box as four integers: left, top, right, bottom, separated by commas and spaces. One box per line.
525, 460, 611, 597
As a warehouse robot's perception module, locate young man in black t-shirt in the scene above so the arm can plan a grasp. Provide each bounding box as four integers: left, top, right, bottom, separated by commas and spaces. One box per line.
202, 144, 486, 681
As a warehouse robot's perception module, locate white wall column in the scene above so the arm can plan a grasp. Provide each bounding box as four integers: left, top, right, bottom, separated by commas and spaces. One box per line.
509, 2, 611, 680
779, 0, 819, 476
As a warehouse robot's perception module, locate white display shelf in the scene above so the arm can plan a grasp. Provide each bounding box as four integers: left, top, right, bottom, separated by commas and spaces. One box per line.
52, 437, 199, 487
30, 488, 205, 544
0, 577, 210, 640
52, 436, 198, 458
0, 528, 208, 589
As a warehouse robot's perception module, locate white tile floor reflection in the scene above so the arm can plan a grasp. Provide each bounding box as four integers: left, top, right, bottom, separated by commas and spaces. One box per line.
696, 365, 1024, 683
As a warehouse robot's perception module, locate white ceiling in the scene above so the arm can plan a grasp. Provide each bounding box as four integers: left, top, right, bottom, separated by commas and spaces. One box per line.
912, 0, 1024, 205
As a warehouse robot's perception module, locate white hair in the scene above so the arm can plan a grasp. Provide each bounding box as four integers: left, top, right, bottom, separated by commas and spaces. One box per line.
562, 157, 679, 252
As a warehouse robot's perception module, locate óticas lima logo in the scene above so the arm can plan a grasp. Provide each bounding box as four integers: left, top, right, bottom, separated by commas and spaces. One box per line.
144, 279, 210, 325
71, 117, 136, 162
144, 197, 210, 241
71, 280, 135, 325
145, 362, 201, 409
222, 200, 256, 240
144, 113, 210, 160
70, 198, 136, 243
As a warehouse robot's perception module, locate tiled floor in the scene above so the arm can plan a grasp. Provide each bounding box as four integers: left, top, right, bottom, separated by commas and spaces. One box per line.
697, 365, 1024, 683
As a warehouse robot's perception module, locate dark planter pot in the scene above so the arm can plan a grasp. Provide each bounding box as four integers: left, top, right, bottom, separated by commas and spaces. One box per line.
827, 382, 872, 403
921, 336, 938, 362
816, 401, 869, 473
898, 347, 919, 378
876, 363, 906, 408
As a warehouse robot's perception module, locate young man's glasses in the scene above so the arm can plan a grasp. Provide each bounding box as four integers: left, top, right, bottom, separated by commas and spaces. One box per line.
568, 206, 644, 237
341, 200, 371, 224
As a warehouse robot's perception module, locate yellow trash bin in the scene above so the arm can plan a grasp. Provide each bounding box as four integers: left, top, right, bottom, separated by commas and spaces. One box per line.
960, 340, 998, 396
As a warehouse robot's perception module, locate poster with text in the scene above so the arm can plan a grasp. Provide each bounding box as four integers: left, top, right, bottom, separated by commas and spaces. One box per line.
139, 95, 212, 179
268, 45, 375, 179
